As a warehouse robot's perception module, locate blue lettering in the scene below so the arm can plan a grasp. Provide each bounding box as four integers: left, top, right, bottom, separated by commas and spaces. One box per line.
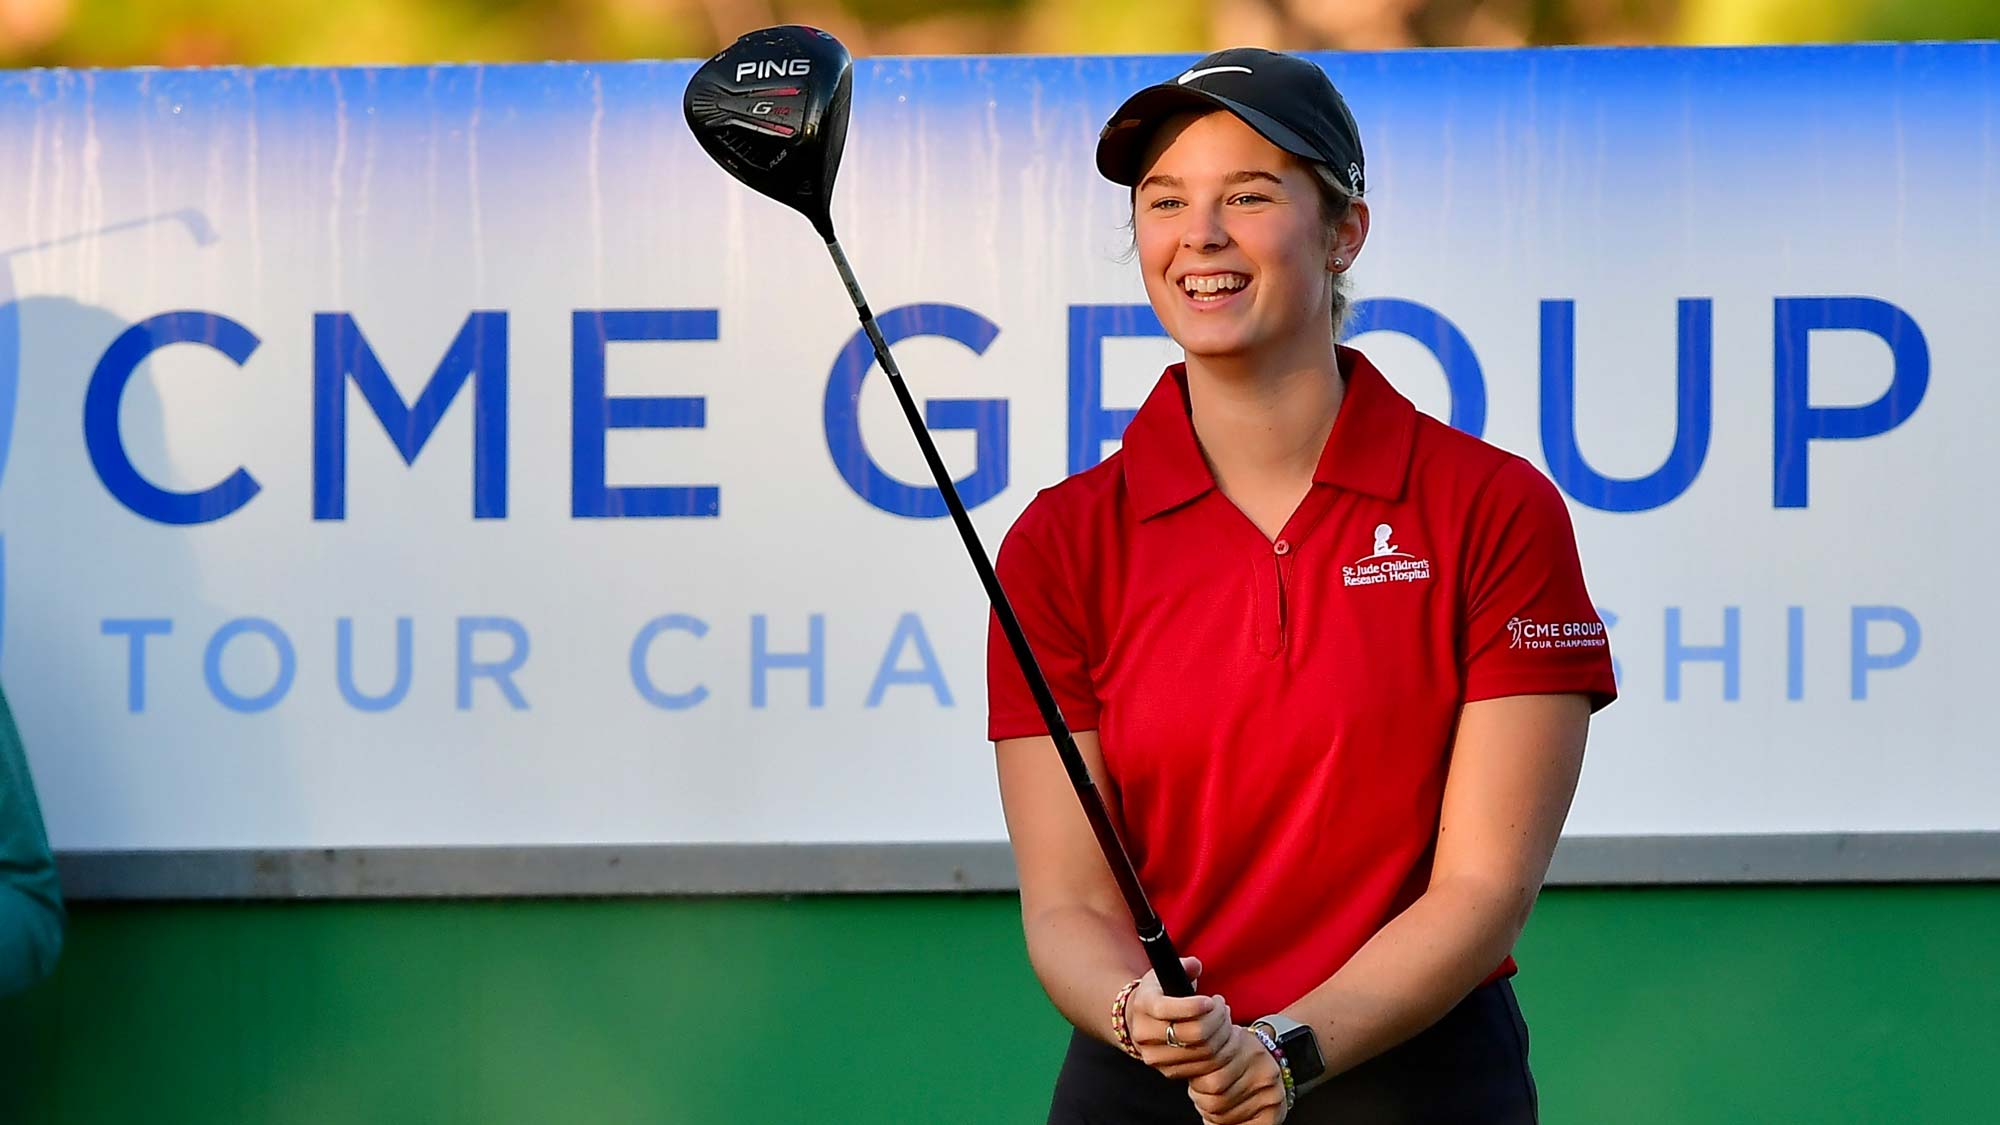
751, 614, 824, 709
203, 617, 295, 713
1343, 297, 1487, 436
313, 311, 508, 520
571, 309, 719, 518
457, 616, 530, 710
1597, 606, 1621, 688
1066, 304, 1163, 473
1850, 606, 1920, 701
825, 304, 1006, 517
866, 612, 953, 707
1065, 299, 1488, 474
1773, 297, 1928, 508
1665, 606, 1740, 702
102, 617, 173, 713
85, 312, 263, 525
631, 614, 710, 710
1787, 606, 1806, 701
337, 616, 414, 712
1540, 299, 1711, 511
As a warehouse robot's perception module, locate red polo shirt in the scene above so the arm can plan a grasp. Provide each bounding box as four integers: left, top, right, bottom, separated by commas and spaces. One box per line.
987, 346, 1616, 1019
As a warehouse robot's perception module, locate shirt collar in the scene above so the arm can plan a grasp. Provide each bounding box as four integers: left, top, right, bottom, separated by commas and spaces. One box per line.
1121, 345, 1418, 521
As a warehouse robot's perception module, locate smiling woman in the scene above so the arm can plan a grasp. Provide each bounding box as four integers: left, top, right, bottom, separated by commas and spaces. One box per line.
1129, 138, 1360, 340
1125, 113, 1364, 408
988, 48, 1616, 1125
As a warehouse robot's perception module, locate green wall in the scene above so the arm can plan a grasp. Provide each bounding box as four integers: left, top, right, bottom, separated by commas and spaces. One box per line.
2, 885, 1995, 1122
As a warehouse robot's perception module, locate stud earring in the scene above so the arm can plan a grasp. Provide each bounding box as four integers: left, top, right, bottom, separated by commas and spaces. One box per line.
1333, 257, 1345, 269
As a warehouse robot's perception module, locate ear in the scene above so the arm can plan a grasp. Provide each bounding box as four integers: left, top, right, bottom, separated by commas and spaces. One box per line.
1329, 199, 1371, 272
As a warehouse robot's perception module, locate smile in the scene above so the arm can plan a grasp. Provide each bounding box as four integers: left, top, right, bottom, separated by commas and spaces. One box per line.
1180, 272, 1250, 302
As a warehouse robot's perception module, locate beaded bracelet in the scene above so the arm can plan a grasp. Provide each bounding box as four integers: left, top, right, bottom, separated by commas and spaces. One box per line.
1109, 977, 1145, 1059
1249, 1025, 1297, 1111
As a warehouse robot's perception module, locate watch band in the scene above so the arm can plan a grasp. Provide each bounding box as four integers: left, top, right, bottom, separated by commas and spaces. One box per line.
1248, 1024, 1296, 1110
1253, 1013, 1328, 1093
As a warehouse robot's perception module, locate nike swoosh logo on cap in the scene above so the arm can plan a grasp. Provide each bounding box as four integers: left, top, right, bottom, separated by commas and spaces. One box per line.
1177, 65, 1252, 85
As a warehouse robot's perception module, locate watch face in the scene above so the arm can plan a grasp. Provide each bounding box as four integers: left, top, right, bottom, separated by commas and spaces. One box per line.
1275, 1024, 1326, 1082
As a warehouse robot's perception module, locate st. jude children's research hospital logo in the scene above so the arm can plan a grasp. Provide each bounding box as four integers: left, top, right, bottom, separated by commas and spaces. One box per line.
1342, 523, 1432, 588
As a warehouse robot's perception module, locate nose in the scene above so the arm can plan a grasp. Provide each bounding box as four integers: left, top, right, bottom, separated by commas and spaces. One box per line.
1179, 200, 1228, 252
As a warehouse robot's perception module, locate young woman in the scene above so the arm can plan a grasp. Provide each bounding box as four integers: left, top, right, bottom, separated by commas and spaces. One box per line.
987, 49, 1617, 1124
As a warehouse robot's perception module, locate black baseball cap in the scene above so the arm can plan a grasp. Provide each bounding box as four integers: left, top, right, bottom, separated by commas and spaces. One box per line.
1095, 47, 1366, 197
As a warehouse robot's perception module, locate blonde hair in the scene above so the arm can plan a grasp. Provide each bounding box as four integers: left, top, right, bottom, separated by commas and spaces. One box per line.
1306, 161, 1358, 336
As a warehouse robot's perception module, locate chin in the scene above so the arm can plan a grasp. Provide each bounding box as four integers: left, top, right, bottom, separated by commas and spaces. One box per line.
1181, 342, 1251, 362
1175, 328, 1260, 360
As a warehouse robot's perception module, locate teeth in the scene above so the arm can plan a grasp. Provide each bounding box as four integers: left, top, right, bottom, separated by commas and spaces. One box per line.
1182, 274, 1248, 296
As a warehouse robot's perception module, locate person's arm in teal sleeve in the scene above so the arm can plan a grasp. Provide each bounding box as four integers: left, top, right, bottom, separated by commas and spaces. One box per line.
0, 683, 65, 997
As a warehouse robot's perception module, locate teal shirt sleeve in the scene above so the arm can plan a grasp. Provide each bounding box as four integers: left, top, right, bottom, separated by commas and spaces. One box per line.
0, 683, 65, 996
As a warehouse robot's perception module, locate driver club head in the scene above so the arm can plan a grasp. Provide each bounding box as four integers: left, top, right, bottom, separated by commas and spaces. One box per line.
684, 25, 853, 242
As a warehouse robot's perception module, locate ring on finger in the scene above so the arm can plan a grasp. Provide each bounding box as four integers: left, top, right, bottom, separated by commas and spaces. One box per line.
1165, 1020, 1187, 1049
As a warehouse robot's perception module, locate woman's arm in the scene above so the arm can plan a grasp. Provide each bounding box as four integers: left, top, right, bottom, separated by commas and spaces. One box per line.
996, 731, 1228, 1065
0, 887, 65, 998
1274, 692, 1591, 1079
0, 685, 65, 997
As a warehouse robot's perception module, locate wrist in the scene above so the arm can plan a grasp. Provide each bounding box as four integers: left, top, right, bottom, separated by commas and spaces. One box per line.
1252, 1012, 1329, 1096
1247, 1024, 1296, 1110
1109, 976, 1145, 1059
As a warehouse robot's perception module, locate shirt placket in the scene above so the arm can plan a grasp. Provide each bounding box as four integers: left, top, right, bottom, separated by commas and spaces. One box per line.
1251, 486, 1337, 660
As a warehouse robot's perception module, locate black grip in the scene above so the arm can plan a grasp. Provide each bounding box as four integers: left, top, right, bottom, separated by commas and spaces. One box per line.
1141, 926, 1195, 997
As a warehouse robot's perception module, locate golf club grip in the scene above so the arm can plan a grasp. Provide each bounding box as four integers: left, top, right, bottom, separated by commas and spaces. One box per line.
824, 238, 1194, 1000
1141, 925, 1197, 998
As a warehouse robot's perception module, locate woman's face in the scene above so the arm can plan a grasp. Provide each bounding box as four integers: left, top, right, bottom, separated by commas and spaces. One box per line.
1132, 110, 1340, 362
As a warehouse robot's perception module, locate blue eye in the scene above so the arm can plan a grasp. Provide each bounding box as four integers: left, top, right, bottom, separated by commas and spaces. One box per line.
1149, 198, 1183, 211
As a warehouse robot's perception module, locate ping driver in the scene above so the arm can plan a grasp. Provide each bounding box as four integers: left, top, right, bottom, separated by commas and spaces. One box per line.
685, 25, 1195, 999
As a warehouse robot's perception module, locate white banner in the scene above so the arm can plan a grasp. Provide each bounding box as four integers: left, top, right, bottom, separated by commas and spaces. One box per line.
0, 47, 1990, 850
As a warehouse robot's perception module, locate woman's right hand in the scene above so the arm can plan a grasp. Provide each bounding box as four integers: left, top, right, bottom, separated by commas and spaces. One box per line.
1187, 1024, 1290, 1125
1124, 957, 1236, 1080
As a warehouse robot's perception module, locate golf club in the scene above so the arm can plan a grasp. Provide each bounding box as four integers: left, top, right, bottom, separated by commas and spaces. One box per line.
684, 25, 1195, 999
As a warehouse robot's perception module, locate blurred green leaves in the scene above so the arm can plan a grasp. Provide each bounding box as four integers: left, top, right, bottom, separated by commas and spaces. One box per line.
0, 0, 714, 67
1678, 0, 2000, 44
0, 0, 1993, 69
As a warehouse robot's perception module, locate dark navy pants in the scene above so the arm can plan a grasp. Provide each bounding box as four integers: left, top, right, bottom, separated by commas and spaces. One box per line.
1047, 979, 1538, 1124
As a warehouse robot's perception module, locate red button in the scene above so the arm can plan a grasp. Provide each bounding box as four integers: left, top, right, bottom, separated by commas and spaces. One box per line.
1273, 539, 1291, 556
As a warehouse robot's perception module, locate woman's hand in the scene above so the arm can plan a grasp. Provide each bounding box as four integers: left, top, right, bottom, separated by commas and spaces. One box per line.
1186, 1024, 1290, 1125
1126, 957, 1236, 1080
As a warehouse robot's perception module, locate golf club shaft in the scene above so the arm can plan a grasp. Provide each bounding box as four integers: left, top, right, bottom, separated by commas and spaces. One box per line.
824, 238, 1193, 999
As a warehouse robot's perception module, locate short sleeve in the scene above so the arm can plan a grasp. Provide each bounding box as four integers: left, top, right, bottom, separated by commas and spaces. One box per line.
1460, 457, 1618, 712
986, 495, 1102, 741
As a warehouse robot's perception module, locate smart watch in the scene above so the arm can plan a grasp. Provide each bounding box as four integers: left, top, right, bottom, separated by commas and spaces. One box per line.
1252, 1013, 1328, 1092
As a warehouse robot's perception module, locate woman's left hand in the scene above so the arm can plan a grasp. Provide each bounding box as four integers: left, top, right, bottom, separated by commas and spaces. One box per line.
1186, 1024, 1290, 1125
1125, 958, 1236, 1081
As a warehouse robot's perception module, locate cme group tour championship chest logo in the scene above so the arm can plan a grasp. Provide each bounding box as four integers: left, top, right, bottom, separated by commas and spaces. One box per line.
1342, 523, 1432, 588
1507, 616, 1609, 650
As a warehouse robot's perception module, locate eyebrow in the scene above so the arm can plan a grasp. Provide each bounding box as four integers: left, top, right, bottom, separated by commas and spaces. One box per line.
1136, 169, 1287, 192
